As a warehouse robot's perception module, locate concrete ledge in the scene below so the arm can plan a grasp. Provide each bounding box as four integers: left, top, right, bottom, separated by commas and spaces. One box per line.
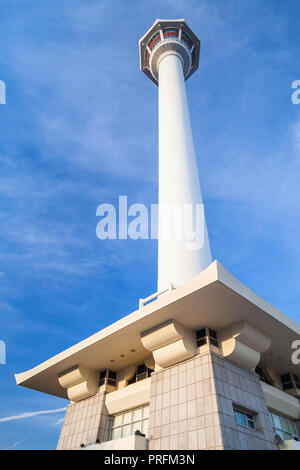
105, 377, 151, 415
262, 382, 300, 419
85, 434, 148, 450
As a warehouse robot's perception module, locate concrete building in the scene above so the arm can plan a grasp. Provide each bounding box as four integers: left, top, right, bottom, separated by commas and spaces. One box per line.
15, 19, 300, 451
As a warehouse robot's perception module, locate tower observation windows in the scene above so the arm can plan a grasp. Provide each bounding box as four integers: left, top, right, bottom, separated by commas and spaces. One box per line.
181, 31, 193, 50
163, 27, 179, 39
145, 31, 161, 65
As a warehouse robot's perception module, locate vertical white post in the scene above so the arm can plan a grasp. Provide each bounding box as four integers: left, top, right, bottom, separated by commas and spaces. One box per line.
157, 52, 211, 292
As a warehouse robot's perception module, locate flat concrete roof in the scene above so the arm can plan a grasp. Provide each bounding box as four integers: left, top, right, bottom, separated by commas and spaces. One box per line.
15, 260, 300, 399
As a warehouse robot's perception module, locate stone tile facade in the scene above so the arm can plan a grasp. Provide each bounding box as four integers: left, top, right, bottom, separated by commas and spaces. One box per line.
57, 391, 109, 450
148, 351, 277, 450
56, 351, 278, 450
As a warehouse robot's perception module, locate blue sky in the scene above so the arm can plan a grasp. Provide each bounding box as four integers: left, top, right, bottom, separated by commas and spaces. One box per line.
0, 0, 300, 449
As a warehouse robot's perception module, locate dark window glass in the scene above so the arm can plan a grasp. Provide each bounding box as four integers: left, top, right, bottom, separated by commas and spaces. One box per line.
281, 374, 293, 390
108, 370, 117, 380
137, 373, 147, 382
209, 329, 217, 339
293, 375, 300, 387
128, 374, 136, 385
196, 328, 206, 339
100, 370, 106, 379
196, 337, 207, 347
281, 374, 291, 383
283, 382, 293, 390
137, 364, 146, 375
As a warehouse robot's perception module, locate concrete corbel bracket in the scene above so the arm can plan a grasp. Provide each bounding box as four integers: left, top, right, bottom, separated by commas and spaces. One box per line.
58, 364, 98, 402
140, 319, 196, 369
219, 321, 272, 370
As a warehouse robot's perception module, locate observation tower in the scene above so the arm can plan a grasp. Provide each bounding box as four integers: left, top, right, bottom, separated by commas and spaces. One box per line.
139, 19, 212, 293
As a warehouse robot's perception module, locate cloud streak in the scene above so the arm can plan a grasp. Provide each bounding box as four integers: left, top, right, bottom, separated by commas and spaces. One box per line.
0, 408, 66, 423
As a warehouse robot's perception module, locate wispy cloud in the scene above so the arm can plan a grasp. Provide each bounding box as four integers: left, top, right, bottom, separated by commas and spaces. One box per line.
0, 408, 66, 423
52, 417, 65, 427
7, 438, 27, 449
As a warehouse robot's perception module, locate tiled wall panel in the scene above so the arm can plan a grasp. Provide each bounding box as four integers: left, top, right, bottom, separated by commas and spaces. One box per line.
148, 351, 277, 450
57, 391, 108, 450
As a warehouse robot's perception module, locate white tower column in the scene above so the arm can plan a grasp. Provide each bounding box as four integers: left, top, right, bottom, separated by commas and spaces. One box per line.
157, 52, 211, 291
139, 19, 212, 293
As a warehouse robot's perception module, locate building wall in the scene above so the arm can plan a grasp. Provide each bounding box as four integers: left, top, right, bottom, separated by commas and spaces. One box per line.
57, 391, 109, 450
56, 351, 280, 450
148, 351, 277, 450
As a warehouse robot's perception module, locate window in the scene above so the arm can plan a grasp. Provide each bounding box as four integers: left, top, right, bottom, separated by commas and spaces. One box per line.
109, 405, 149, 440
181, 31, 193, 50
163, 27, 179, 39
99, 370, 117, 388
234, 408, 255, 429
269, 411, 299, 442
196, 328, 207, 347
208, 328, 219, 348
196, 327, 219, 349
255, 365, 272, 386
128, 364, 152, 385
280, 373, 300, 391
294, 374, 300, 388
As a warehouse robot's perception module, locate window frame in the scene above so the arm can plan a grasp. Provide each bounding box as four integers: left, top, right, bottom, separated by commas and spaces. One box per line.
233, 406, 256, 430
127, 364, 153, 385
109, 404, 149, 441
269, 411, 299, 442
196, 326, 219, 349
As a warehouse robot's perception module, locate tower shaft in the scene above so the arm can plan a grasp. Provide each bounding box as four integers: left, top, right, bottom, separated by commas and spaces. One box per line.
139, 19, 212, 293
158, 52, 211, 291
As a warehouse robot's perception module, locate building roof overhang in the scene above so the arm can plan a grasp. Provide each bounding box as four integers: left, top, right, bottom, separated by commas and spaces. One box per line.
15, 260, 300, 399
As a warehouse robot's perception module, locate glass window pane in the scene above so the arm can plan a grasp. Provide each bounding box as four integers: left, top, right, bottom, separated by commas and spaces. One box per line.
196, 328, 206, 339
110, 405, 150, 441
113, 414, 122, 427
281, 418, 290, 432
111, 427, 121, 440
123, 411, 132, 424
197, 338, 207, 347
275, 428, 285, 441
284, 432, 292, 441
247, 419, 255, 429
122, 424, 131, 437
137, 364, 146, 375
142, 419, 148, 435
133, 408, 142, 421
209, 329, 217, 339
235, 410, 247, 426
289, 421, 297, 434
273, 415, 281, 428
132, 421, 142, 434
137, 373, 147, 381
